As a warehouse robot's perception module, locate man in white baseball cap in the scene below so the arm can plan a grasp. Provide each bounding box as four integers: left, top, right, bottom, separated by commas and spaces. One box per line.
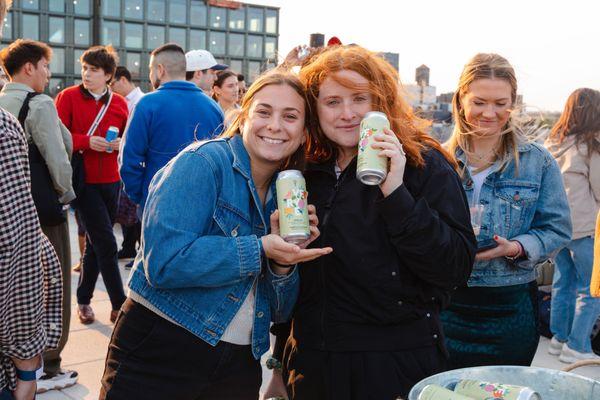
185, 49, 228, 95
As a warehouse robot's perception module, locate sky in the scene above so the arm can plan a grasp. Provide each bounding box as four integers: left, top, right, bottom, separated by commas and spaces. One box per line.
256, 0, 600, 112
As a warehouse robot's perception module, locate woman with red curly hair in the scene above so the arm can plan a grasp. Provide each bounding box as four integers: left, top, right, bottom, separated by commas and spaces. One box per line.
265, 45, 477, 400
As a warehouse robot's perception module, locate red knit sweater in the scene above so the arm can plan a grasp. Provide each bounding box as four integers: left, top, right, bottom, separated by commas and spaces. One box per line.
55, 85, 128, 184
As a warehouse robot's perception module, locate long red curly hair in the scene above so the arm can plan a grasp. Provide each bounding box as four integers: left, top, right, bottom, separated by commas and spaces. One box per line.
299, 45, 456, 169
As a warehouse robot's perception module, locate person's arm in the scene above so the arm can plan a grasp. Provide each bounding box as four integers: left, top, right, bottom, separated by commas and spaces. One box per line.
140, 150, 263, 289
119, 103, 149, 205
378, 156, 477, 289
511, 154, 572, 267
55, 90, 90, 151
28, 98, 75, 203
0, 124, 48, 392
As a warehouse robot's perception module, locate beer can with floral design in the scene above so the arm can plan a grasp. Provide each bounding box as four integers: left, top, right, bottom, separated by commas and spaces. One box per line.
357, 111, 389, 185
454, 379, 541, 400
276, 170, 309, 244
417, 384, 474, 400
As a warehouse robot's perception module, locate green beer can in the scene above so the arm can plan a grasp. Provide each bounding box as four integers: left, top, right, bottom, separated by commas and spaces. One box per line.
357, 111, 390, 185
276, 170, 310, 244
418, 384, 474, 400
454, 379, 541, 400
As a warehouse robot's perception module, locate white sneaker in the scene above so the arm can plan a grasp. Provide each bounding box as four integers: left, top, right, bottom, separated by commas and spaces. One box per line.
548, 336, 565, 356
558, 343, 600, 364
36, 369, 78, 393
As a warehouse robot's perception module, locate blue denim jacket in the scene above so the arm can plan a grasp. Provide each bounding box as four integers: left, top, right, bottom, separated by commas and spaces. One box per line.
128, 134, 299, 359
456, 142, 572, 287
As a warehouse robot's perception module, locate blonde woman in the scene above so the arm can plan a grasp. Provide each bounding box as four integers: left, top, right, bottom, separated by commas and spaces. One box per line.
545, 88, 600, 362
441, 53, 571, 368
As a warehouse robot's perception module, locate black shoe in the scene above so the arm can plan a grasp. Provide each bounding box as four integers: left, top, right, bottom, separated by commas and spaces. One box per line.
117, 248, 136, 259
124, 260, 134, 270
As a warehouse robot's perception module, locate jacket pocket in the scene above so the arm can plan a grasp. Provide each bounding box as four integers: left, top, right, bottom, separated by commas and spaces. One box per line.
494, 182, 539, 236
213, 199, 252, 238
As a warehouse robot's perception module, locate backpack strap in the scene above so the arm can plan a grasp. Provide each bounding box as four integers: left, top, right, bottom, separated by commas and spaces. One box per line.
17, 91, 41, 130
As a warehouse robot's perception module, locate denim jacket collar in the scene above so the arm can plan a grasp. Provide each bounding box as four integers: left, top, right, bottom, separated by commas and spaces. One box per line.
228, 134, 252, 181
455, 142, 535, 177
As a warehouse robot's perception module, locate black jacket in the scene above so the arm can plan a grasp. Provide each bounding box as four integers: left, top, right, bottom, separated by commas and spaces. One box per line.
272, 148, 476, 357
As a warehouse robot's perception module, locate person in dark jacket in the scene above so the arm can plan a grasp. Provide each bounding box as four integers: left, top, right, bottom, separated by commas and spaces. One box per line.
264, 45, 477, 400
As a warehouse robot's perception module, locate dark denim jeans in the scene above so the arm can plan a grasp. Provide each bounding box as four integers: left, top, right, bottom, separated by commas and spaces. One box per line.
77, 182, 126, 311
0, 388, 13, 400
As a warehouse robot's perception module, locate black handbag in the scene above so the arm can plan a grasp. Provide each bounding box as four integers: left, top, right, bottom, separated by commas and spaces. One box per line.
18, 92, 66, 226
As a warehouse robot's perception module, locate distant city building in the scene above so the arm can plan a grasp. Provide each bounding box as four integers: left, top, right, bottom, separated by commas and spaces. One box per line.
416, 64, 430, 86
381, 52, 399, 72
437, 92, 454, 104
2, 0, 279, 94
404, 83, 437, 109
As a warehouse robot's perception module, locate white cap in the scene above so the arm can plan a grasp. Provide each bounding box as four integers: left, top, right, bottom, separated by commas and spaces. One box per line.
185, 49, 228, 72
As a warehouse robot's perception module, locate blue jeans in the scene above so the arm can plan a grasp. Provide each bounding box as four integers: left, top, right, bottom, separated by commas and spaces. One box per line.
0, 387, 14, 400
550, 236, 600, 353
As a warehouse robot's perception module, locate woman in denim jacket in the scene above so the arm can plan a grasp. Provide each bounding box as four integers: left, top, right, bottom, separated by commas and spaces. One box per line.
545, 88, 600, 363
100, 71, 331, 400
441, 53, 572, 368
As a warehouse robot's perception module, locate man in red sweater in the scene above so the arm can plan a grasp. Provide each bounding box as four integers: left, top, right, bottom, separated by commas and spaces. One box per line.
56, 45, 128, 325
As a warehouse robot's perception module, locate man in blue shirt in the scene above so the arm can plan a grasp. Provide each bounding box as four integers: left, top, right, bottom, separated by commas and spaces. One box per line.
120, 43, 224, 214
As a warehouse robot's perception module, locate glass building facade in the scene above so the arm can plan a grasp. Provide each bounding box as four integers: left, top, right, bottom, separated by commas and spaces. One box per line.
2, 0, 279, 94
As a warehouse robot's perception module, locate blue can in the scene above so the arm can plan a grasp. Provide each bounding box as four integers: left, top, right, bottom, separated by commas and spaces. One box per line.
105, 126, 119, 153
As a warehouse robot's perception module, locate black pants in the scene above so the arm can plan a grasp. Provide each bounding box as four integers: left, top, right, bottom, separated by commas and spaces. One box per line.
282, 344, 448, 400
100, 299, 262, 400
76, 182, 126, 310
120, 221, 141, 254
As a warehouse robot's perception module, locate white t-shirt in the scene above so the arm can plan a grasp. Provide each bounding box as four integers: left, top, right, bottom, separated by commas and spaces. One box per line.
468, 165, 493, 205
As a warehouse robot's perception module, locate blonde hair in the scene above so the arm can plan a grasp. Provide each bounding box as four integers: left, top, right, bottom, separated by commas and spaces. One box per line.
446, 53, 527, 174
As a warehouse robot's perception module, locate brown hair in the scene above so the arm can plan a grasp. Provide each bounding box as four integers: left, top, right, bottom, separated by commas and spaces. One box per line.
0, 39, 52, 77
220, 68, 309, 170
299, 45, 455, 169
446, 53, 523, 173
550, 88, 600, 156
212, 70, 238, 101
81, 45, 119, 83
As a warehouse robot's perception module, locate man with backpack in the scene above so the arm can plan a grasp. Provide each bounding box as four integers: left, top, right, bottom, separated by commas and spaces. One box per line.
0, 39, 77, 393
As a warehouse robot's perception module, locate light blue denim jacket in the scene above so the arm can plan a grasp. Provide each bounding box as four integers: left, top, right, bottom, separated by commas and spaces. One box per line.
456, 142, 572, 287
128, 134, 299, 359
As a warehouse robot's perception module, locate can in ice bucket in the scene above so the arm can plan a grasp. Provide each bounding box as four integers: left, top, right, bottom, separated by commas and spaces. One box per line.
453, 379, 541, 400
357, 111, 389, 185
276, 170, 310, 244
417, 384, 474, 400
105, 126, 119, 153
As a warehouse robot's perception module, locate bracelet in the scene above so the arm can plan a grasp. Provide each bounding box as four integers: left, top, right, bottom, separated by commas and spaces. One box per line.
15, 367, 40, 381
265, 356, 283, 372
505, 240, 524, 262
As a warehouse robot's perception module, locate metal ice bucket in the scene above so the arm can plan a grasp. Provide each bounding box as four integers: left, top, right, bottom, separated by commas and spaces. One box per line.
407, 366, 600, 399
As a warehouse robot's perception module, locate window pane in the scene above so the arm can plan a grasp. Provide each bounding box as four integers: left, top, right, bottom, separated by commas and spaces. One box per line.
248, 61, 261, 83
124, 0, 143, 19
190, 1, 206, 26
102, 20, 121, 46
247, 7, 263, 32
266, 9, 277, 34
210, 7, 226, 28
228, 33, 244, 57
228, 59, 243, 76
48, 17, 64, 43
247, 35, 262, 58
49, 48, 65, 74
170, 0, 186, 24
22, 14, 39, 40
74, 49, 84, 75
103, 0, 120, 17
228, 8, 244, 30
265, 37, 276, 59
48, 78, 64, 98
147, 25, 164, 50
22, 0, 39, 10
126, 53, 141, 80
125, 23, 143, 48
169, 28, 186, 49
74, 19, 90, 46
189, 29, 205, 50
147, 0, 165, 23
2, 12, 12, 40
74, 0, 90, 15
49, 0, 65, 12
209, 31, 225, 55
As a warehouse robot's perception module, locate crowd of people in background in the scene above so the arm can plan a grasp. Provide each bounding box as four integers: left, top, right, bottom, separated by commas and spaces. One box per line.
0, 0, 599, 398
